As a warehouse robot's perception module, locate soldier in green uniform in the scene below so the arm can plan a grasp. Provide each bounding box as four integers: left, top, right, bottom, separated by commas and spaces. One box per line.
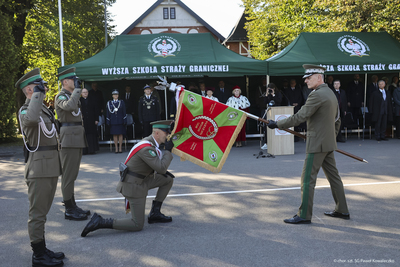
16, 68, 64, 267
55, 67, 89, 221
81, 120, 175, 237
268, 64, 350, 224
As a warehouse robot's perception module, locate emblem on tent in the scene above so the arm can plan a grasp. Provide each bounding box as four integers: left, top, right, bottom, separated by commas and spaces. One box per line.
337, 35, 370, 57
148, 36, 181, 58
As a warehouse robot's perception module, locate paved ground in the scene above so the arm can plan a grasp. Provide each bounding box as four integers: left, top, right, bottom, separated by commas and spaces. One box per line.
0, 136, 399, 267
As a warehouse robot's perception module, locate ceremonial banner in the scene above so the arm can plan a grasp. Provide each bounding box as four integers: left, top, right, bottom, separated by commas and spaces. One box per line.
171, 90, 247, 173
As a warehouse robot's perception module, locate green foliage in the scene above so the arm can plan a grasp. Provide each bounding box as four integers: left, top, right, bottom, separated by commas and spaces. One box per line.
243, 0, 400, 60
22, 0, 116, 101
0, 0, 19, 142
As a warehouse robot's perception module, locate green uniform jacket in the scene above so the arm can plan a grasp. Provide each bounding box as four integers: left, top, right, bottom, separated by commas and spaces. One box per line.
19, 92, 62, 179
116, 136, 173, 198
277, 83, 340, 153
55, 88, 87, 148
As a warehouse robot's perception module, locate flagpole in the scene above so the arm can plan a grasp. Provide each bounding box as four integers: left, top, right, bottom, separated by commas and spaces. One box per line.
244, 112, 368, 163
58, 0, 64, 66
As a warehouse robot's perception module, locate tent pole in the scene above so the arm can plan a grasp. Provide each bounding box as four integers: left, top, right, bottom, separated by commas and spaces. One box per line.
266, 75, 270, 85
363, 73, 367, 141
164, 85, 168, 120
246, 75, 249, 97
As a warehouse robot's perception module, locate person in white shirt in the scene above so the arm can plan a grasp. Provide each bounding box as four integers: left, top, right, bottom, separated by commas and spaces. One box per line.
226, 85, 251, 147
205, 87, 219, 102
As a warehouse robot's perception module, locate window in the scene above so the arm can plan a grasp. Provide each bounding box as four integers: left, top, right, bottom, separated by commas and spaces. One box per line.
170, 7, 176, 19
163, 8, 169, 19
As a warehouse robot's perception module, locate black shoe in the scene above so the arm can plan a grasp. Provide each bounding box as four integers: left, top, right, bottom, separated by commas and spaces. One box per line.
283, 215, 311, 224
376, 138, 381, 141
381, 138, 389, 141
148, 200, 172, 224
71, 194, 90, 215
45, 248, 65, 260
337, 138, 346, 143
42, 239, 64, 260
81, 213, 113, 237
64, 199, 88, 221
324, 211, 350, 220
31, 241, 64, 267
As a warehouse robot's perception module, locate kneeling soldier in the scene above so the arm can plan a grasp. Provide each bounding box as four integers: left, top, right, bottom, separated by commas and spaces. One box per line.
81, 120, 175, 237
16, 69, 64, 267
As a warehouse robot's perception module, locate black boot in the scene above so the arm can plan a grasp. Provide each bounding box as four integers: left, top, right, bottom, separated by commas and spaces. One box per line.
81, 213, 113, 237
148, 200, 172, 224
64, 199, 88, 221
72, 194, 90, 215
43, 239, 64, 260
31, 240, 63, 267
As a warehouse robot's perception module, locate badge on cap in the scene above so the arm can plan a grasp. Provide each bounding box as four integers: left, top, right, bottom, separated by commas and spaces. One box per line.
302, 64, 327, 78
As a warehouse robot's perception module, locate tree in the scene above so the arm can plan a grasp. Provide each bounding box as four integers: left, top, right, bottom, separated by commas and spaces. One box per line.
315, 0, 400, 40
242, 0, 400, 60
0, 0, 115, 141
23, 0, 116, 100
242, 0, 326, 60
0, 0, 19, 142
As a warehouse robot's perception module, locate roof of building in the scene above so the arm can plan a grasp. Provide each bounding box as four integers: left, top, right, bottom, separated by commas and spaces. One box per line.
223, 11, 248, 44
121, 0, 225, 41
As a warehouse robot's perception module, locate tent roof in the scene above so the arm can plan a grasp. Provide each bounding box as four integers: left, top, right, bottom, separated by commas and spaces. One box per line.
58, 33, 267, 81
121, 0, 224, 41
266, 31, 400, 76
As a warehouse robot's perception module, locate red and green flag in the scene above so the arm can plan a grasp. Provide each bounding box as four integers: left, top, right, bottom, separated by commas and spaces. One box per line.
170, 89, 247, 173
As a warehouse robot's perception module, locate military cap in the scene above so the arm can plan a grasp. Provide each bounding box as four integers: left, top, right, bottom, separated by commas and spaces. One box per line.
143, 85, 151, 90
15, 68, 42, 89
57, 67, 77, 81
151, 120, 174, 133
302, 64, 327, 78
112, 89, 119, 95
206, 87, 215, 92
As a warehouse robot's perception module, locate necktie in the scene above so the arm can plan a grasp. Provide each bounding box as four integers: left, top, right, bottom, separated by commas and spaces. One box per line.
381, 90, 386, 100
126, 93, 129, 99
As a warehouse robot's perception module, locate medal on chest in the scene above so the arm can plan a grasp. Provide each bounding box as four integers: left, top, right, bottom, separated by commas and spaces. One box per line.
144, 99, 152, 109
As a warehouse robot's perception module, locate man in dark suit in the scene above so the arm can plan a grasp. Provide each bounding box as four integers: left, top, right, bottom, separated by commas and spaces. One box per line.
366, 75, 379, 110
214, 80, 231, 103
346, 74, 364, 121
370, 80, 393, 141
122, 85, 135, 139
326, 75, 334, 90
282, 79, 303, 114
332, 80, 347, 142
138, 85, 161, 137
268, 64, 349, 224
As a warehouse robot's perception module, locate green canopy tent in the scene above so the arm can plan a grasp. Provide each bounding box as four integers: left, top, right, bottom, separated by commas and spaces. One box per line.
58, 32, 267, 81
266, 31, 400, 76
266, 31, 400, 139
58, 32, 267, 139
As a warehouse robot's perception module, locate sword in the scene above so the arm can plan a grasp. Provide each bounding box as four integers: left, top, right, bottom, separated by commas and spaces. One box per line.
245, 112, 368, 163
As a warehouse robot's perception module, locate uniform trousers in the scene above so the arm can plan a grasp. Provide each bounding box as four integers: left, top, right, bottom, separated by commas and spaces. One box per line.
113, 174, 173, 231
142, 121, 152, 138
27, 177, 58, 243
60, 148, 82, 201
298, 151, 348, 220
